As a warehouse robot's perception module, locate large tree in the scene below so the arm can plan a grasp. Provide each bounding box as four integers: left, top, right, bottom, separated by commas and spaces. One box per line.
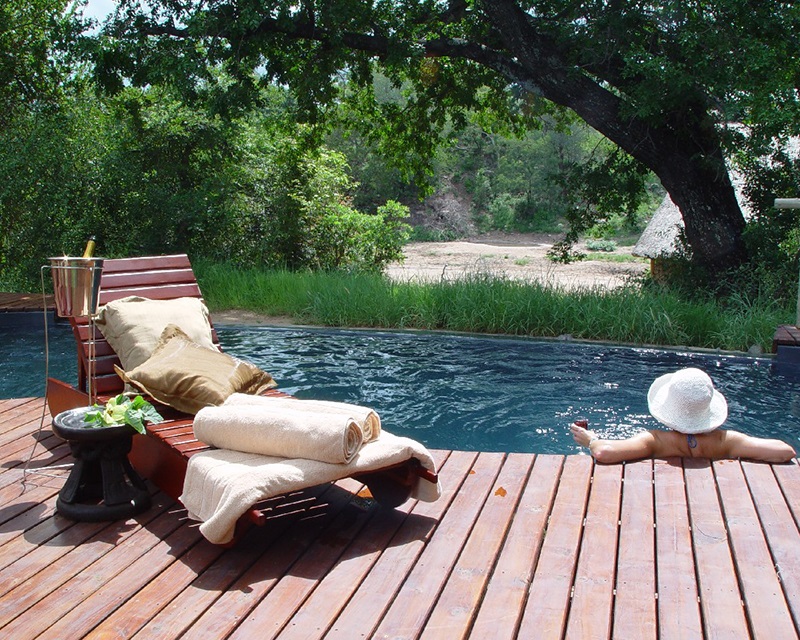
97, 1, 800, 273
0, 0, 87, 127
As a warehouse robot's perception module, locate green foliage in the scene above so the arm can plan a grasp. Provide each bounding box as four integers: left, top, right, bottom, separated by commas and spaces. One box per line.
196, 264, 791, 353
87, 0, 800, 271
311, 200, 411, 271
0, 89, 107, 287
585, 239, 618, 253
0, 0, 86, 127
0, 76, 410, 289
4, 0, 799, 300
211, 127, 410, 272
84, 394, 163, 435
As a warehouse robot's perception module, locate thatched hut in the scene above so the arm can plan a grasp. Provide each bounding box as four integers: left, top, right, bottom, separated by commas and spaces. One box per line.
633, 178, 753, 282
631, 196, 684, 281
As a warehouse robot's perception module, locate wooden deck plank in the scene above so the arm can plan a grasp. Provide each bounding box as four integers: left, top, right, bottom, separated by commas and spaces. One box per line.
684, 458, 750, 638
0, 498, 86, 577
178, 482, 370, 640
227, 482, 382, 639
35, 515, 202, 639
0, 493, 179, 638
356, 451, 506, 639
88, 532, 230, 639
0, 480, 66, 535
419, 452, 535, 640
274, 497, 416, 640
135, 485, 337, 640
654, 458, 703, 637
178, 451, 452, 640
0, 493, 60, 550
469, 454, 564, 639
612, 460, 657, 640
743, 461, 800, 633
1, 440, 64, 475
0, 292, 53, 313
0, 398, 45, 430
765, 462, 800, 630
565, 462, 624, 639
0, 451, 72, 505
714, 459, 797, 637
324, 450, 479, 639
0, 428, 63, 469
0, 408, 48, 448
0, 399, 798, 639
517, 454, 593, 639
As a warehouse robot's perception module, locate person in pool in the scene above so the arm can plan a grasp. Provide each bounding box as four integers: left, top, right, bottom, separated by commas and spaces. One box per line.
570, 367, 797, 464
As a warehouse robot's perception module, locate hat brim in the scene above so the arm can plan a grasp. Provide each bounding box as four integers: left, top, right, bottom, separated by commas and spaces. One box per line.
647, 371, 728, 434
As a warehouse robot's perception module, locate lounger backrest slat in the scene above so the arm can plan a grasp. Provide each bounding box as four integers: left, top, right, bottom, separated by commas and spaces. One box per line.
98, 254, 194, 273
69, 253, 217, 396
100, 268, 199, 289
99, 283, 205, 304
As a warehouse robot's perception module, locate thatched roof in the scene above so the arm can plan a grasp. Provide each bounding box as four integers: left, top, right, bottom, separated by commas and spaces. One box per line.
633, 176, 754, 259
632, 196, 683, 259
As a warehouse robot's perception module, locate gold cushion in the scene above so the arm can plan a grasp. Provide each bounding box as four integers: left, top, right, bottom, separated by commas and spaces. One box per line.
117, 325, 277, 414
95, 296, 216, 371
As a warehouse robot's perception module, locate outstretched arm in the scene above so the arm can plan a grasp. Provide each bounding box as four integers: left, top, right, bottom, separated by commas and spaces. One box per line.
570, 423, 657, 464
721, 430, 797, 463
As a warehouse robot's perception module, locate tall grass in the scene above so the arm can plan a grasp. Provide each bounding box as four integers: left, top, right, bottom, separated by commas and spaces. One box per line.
195, 262, 792, 352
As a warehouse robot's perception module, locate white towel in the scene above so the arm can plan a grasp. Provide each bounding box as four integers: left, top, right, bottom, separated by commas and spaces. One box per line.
180, 431, 441, 545
194, 404, 363, 464
224, 393, 381, 443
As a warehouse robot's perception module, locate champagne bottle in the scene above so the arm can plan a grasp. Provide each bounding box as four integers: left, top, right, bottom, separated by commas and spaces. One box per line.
82, 236, 96, 258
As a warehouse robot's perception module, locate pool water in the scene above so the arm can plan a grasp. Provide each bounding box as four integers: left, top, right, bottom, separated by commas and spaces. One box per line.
217, 326, 800, 455
0, 322, 77, 400
3, 323, 799, 455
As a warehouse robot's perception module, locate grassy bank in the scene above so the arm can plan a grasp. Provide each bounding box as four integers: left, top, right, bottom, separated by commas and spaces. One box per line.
195, 262, 792, 353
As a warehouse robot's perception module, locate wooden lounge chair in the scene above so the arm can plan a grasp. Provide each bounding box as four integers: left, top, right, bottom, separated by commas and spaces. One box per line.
46, 254, 437, 542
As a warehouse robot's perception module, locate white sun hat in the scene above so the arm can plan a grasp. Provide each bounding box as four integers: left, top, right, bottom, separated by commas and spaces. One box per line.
647, 367, 728, 434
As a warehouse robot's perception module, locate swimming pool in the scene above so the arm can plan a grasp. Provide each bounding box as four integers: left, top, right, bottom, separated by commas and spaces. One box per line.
217, 326, 800, 455
0, 321, 77, 401
4, 323, 798, 454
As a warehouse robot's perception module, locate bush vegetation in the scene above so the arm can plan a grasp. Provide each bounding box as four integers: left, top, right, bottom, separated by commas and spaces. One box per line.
196, 263, 791, 353
3, 2, 798, 356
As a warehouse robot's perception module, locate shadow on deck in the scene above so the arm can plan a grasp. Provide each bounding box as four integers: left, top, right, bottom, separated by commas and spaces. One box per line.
1, 397, 799, 639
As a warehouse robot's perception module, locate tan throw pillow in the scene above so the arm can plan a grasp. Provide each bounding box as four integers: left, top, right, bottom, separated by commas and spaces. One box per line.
95, 296, 215, 371
117, 325, 277, 414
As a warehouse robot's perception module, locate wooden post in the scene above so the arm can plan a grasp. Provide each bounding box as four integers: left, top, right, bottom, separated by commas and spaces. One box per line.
774, 198, 800, 326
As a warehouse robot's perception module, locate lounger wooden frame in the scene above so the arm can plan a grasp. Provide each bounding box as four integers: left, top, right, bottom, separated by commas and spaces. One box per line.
45, 254, 436, 542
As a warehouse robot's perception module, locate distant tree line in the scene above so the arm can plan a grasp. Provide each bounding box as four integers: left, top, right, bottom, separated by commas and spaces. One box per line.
2, 0, 799, 305
1, 1, 655, 290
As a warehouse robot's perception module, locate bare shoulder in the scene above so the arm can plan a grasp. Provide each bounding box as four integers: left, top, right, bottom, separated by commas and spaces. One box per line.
648, 429, 690, 458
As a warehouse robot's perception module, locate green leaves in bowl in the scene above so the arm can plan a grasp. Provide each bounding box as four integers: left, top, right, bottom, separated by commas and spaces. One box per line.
83, 394, 163, 435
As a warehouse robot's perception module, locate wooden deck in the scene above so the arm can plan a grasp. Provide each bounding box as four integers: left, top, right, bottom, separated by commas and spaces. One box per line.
2, 397, 800, 639
0, 292, 54, 314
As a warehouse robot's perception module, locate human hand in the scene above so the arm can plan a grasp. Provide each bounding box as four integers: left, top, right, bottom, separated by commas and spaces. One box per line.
570, 422, 598, 447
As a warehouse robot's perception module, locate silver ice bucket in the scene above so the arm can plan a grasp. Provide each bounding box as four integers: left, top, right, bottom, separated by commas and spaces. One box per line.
49, 257, 104, 317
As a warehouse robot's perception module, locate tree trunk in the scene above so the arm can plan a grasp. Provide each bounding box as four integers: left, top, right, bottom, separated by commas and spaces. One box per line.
653, 145, 747, 271
479, 0, 748, 272
151, 0, 751, 273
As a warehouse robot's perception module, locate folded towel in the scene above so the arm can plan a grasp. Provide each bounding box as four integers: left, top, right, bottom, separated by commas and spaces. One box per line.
180, 431, 441, 545
194, 404, 363, 464
224, 393, 381, 443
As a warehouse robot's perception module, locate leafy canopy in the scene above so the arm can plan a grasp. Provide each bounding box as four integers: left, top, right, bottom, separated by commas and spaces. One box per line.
91, 1, 800, 272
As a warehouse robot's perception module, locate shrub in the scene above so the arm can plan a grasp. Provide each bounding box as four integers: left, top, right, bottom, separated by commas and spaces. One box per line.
585, 239, 618, 252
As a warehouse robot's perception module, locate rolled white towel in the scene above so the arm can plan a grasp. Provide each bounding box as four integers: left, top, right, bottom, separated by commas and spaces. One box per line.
180, 430, 441, 545
224, 393, 381, 442
194, 404, 363, 464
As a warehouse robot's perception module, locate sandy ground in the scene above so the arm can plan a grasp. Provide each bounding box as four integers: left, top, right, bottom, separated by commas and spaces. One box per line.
385, 232, 648, 289
214, 233, 649, 326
